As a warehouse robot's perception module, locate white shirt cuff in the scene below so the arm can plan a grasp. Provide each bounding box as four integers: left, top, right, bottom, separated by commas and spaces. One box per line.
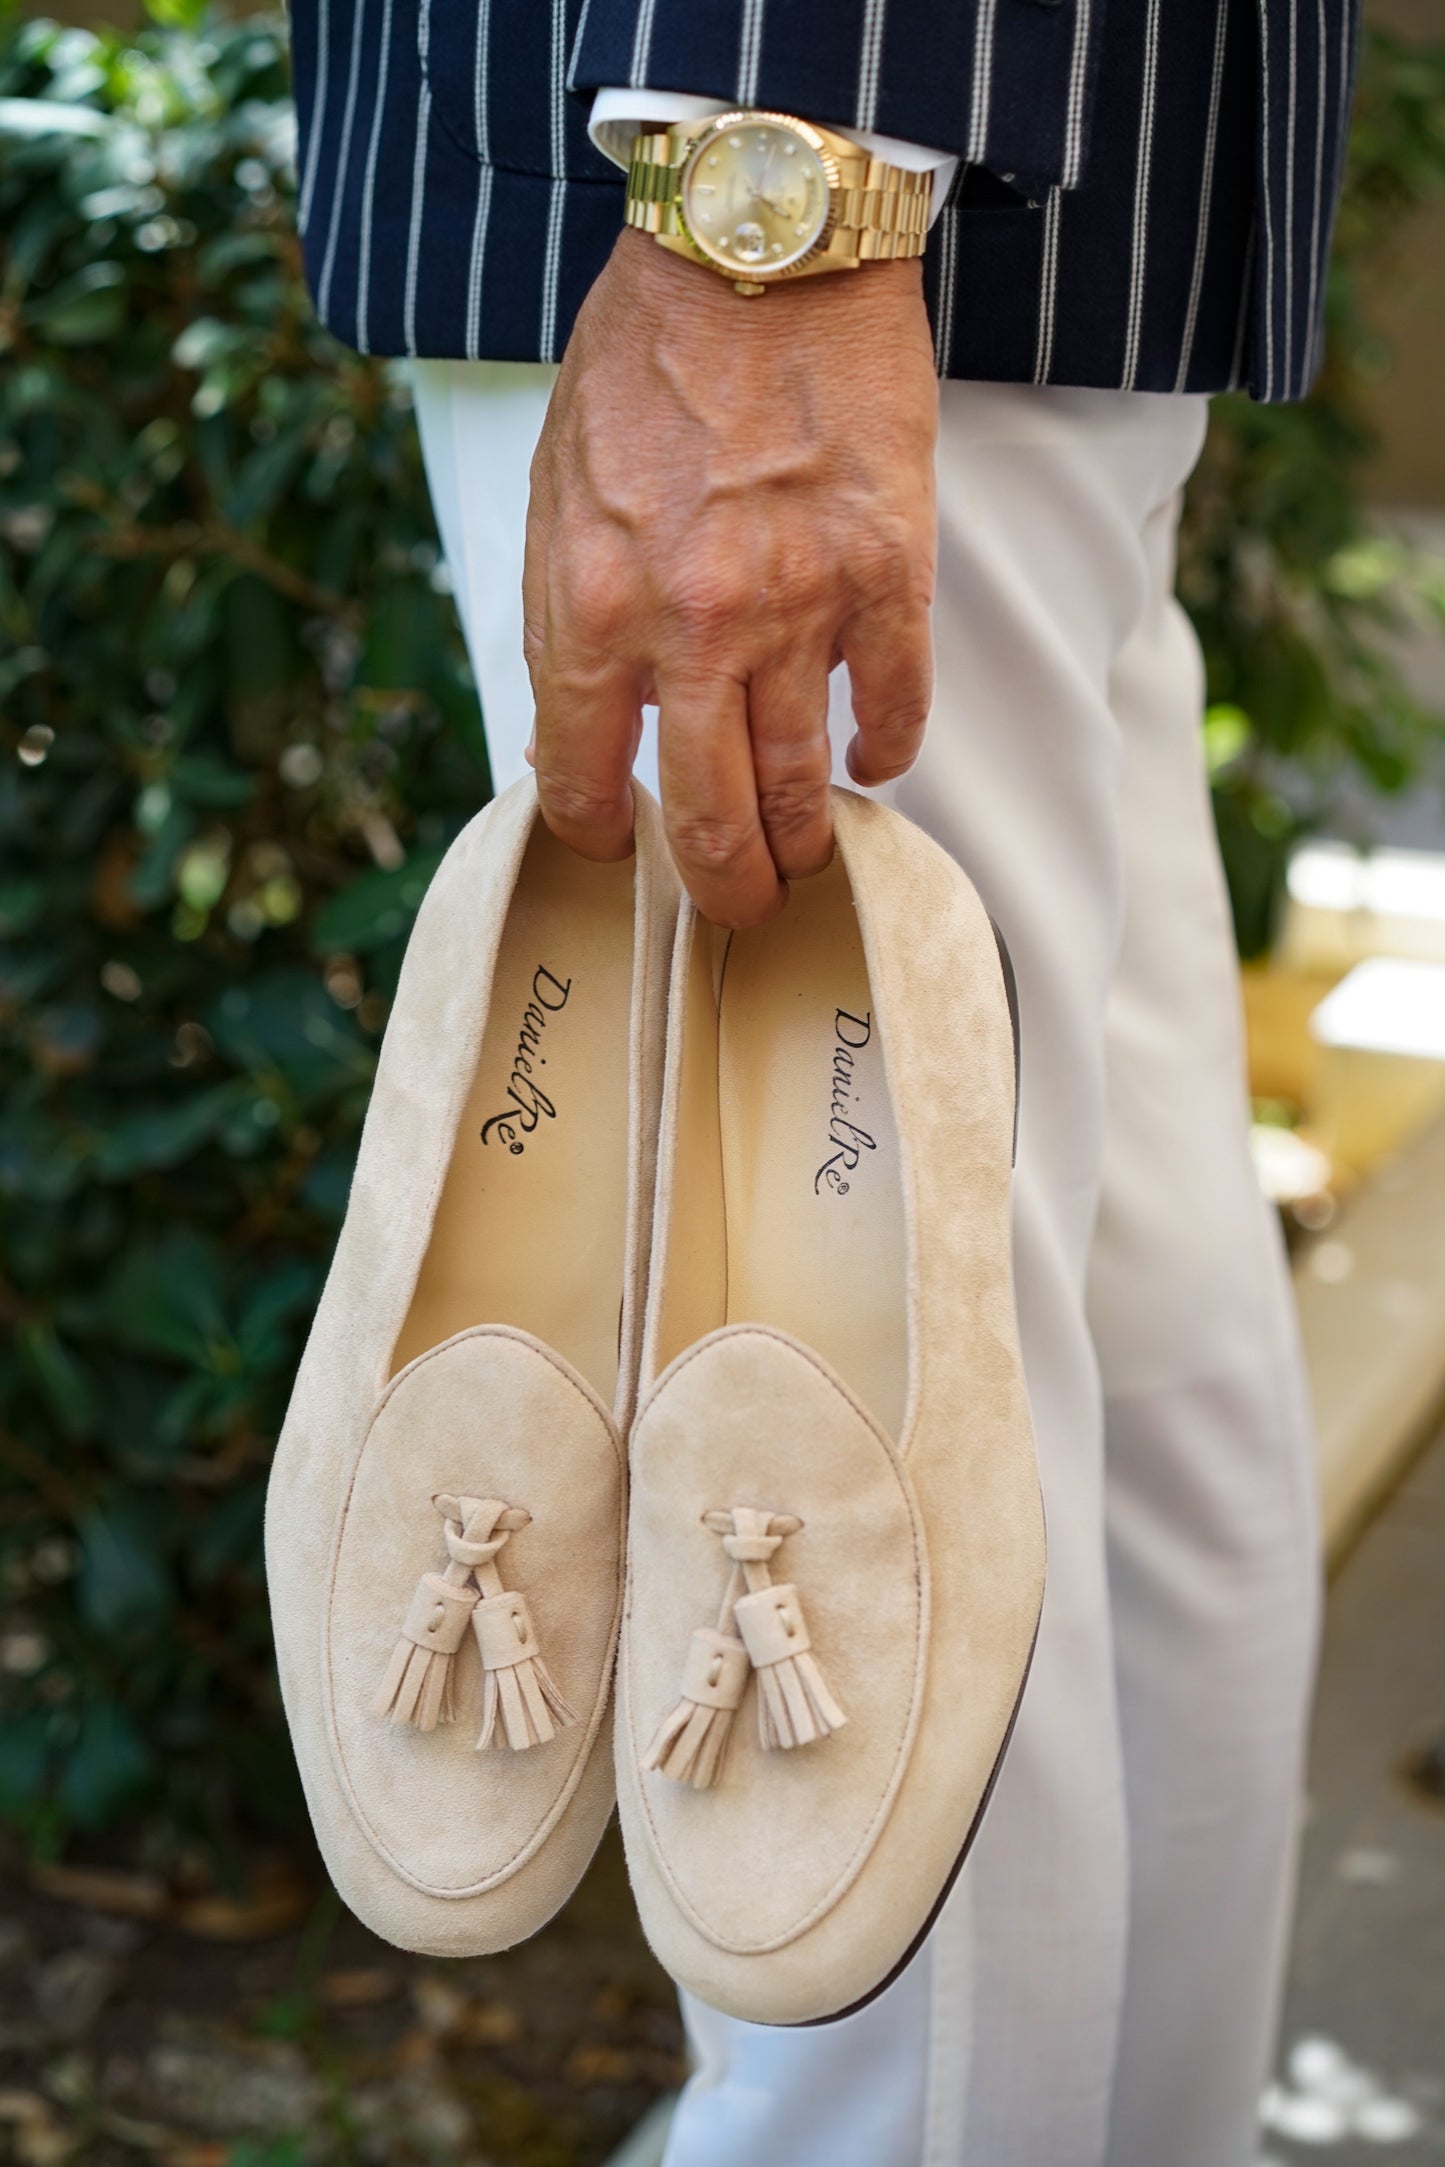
589, 88, 958, 226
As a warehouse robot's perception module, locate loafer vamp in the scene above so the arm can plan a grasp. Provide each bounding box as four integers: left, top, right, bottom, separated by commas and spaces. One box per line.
624, 1326, 926, 1953
327, 1326, 624, 1898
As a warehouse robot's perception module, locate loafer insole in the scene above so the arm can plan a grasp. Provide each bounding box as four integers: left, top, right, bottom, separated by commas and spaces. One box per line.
717, 857, 907, 1436
391, 822, 636, 1398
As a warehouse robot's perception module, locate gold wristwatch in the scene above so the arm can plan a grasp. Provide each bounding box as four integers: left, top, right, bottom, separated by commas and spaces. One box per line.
624, 110, 931, 296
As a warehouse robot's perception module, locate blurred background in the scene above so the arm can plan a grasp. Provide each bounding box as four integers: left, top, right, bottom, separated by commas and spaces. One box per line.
1, 1, 1443, 2161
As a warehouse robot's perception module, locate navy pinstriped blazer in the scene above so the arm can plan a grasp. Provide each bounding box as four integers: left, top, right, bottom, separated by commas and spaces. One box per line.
290, 0, 1360, 402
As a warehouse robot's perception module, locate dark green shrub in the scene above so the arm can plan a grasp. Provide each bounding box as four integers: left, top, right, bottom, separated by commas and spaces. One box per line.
0, 8, 488, 1862
0, 7, 1442, 1863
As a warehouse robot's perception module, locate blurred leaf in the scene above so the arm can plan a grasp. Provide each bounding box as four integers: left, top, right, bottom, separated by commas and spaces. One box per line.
191, 1477, 266, 1581
0, 98, 111, 139
25, 259, 126, 344
206, 969, 372, 1099
0, 1713, 52, 1820
236, 1260, 317, 1365
103, 1233, 231, 1366
227, 2141, 311, 2167
126, 800, 195, 911
57, 1701, 153, 1827
93, 1083, 251, 1179
299, 1138, 357, 1221
0, 879, 47, 937
16, 1322, 96, 1439
170, 754, 258, 810
308, 852, 444, 956
78, 1502, 172, 1636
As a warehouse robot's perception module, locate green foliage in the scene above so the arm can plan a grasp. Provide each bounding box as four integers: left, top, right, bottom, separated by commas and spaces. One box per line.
1183, 30, 1445, 953
0, 8, 1442, 1859
0, 9, 489, 1859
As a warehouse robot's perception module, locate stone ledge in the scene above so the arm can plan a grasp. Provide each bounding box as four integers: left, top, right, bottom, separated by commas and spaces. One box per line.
1295, 1104, 1445, 1563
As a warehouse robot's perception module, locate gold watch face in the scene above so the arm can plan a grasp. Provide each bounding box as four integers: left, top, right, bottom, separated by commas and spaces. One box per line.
680, 118, 831, 276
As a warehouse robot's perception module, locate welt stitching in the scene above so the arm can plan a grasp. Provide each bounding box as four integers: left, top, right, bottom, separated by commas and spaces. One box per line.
625, 1327, 929, 1955
324, 1325, 626, 1896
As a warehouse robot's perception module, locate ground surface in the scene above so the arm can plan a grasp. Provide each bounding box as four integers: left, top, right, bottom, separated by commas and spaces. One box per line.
5, 1427, 1442, 2167
0, 1825, 683, 2166
1264, 1417, 1445, 2164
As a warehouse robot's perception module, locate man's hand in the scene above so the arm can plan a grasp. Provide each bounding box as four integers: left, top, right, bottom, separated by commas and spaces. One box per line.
523, 230, 939, 927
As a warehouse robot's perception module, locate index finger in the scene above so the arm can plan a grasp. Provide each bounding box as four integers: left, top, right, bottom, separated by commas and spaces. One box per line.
656, 667, 786, 929
531, 641, 644, 861
525, 513, 640, 861
841, 600, 933, 789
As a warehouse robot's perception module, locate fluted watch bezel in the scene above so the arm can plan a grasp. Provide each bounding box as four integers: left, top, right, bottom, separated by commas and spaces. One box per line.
623, 108, 932, 297
674, 111, 841, 286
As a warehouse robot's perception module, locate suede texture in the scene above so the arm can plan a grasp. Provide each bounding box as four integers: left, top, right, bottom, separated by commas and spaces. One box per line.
626, 1328, 927, 1952
328, 1327, 622, 1894
616, 787, 1045, 2025
266, 777, 679, 1955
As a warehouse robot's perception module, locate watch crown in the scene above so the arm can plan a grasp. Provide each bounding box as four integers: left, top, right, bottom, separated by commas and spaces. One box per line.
733, 281, 767, 298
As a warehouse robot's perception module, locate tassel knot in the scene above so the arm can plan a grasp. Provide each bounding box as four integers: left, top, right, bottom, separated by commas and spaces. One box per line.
375, 1493, 578, 1751
643, 1506, 846, 1791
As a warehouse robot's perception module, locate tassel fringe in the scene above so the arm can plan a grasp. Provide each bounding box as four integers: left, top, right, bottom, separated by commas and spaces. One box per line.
374, 1568, 477, 1732
472, 1587, 578, 1750
646, 1511, 846, 1789
376, 1496, 575, 1753
377, 1637, 456, 1731
751, 1648, 849, 1751
643, 1627, 750, 1790
644, 1699, 737, 1789
733, 1579, 847, 1753
477, 1655, 577, 1751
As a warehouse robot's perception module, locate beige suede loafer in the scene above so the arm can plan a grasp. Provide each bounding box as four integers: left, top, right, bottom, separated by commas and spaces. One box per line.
267, 776, 678, 1956
616, 786, 1043, 2026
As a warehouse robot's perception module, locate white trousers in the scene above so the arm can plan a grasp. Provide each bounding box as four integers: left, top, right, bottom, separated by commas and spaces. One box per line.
412, 362, 1321, 2167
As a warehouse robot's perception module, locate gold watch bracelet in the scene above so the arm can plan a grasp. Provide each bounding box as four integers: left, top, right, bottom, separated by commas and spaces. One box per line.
624, 126, 931, 278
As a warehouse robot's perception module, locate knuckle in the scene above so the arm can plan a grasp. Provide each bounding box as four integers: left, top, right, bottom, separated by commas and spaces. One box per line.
552, 531, 633, 645
756, 775, 829, 840
565, 569, 629, 646
863, 698, 930, 745
663, 571, 748, 646
537, 773, 629, 833
849, 518, 926, 605
761, 560, 826, 624
668, 812, 758, 877
532, 657, 629, 717
852, 535, 906, 590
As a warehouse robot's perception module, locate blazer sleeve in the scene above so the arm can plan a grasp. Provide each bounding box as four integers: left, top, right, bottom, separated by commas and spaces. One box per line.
568, 0, 1103, 199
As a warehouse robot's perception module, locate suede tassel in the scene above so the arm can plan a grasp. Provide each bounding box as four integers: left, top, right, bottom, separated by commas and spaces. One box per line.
719, 1509, 847, 1755
374, 1565, 478, 1731
734, 1581, 848, 1751
472, 1582, 578, 1751
643, 1621, 751, 1790
645, 1507, 846, 1790
377, 1494, 575, 1753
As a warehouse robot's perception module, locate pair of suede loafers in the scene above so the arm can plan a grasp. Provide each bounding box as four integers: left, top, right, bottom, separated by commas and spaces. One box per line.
266, 776, 1043, 2027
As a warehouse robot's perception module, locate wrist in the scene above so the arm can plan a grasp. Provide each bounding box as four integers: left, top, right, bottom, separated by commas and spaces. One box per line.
607, 226, 927, 343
